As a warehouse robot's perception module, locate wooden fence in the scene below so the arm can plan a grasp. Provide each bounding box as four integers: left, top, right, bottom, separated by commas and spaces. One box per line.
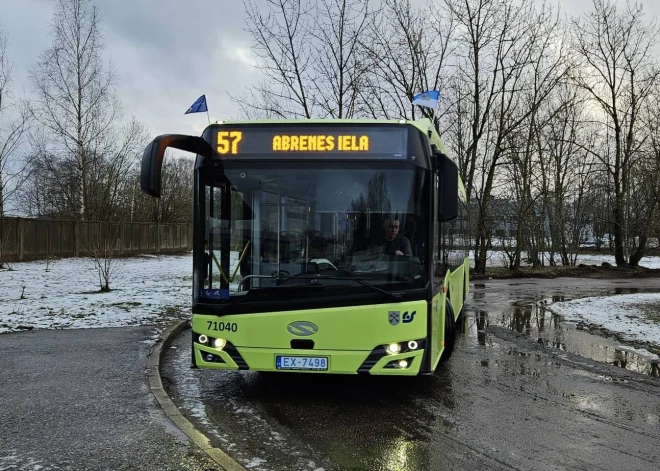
0, 217, 193, 263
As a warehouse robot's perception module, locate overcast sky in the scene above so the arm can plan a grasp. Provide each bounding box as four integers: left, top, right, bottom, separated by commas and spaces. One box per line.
1, 0, 659, 139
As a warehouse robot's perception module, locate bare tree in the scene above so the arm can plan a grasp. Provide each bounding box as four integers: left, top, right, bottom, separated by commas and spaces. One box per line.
443, 0, 567, 273
27, 0, 149, 222
570, 0, 660, 266
129, 154, 194, 223
87, 222, 122, 292
0, 25, 30, 217
536, 85, 600, 266
236, 0, 373, 119
627, 85, 660, 266
29, 0, 118, 220
358, 0, 455, 125
238, 0, 314, 118
19, 128, 77, 218
309, 0, 374, 118
85, 117, 149, 221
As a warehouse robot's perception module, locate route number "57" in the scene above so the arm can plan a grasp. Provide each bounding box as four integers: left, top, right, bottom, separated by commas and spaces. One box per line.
217, 131, 243, 155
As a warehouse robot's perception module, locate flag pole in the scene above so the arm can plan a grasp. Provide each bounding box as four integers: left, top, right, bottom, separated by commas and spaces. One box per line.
206, 110, 211, 125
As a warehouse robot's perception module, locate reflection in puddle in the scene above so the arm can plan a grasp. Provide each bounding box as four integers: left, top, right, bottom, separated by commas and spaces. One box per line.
475, 347, 563, 377
464, 290, 660, 378
235, 369, 457, 471
383, 437, 417, 471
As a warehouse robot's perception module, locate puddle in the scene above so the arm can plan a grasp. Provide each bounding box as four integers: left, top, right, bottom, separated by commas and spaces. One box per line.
464, 287, 660, 378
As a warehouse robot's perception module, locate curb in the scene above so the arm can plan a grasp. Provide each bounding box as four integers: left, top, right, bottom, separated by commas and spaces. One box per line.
147, 320, 248, 471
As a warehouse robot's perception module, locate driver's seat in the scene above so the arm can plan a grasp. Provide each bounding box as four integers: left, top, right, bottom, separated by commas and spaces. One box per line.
403, 218, 418, 256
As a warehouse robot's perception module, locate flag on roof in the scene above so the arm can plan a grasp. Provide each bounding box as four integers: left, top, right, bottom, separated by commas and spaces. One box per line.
185, 95, 208, 114
412, 90, 440, 109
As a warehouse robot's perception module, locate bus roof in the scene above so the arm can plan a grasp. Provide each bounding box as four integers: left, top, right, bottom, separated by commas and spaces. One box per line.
205, 117, 461, 191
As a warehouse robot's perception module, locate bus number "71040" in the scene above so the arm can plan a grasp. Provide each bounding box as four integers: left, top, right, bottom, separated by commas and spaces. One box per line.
207, 321, 238, 332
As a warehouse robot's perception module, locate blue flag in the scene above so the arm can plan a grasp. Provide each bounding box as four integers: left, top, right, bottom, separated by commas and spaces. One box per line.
185, 95, 208, 114
412, 90, 440, 109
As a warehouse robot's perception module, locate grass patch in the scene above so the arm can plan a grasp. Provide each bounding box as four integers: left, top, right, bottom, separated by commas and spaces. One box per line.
100, 301, 141, 312
80, 289, 110, 295
633, 304, 660, 324
160, 305, 188, 321
474, 264, 660, 280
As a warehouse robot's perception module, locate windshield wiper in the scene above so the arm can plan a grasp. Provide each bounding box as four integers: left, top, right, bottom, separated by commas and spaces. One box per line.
278, 273, 403, 301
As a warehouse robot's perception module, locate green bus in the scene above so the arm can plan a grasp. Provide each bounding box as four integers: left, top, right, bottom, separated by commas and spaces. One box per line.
141, 117, 470, 375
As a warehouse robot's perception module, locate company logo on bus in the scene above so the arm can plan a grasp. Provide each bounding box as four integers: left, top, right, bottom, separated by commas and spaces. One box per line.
389, 310, 416, 325
402, 311, 416, 323
287, 321, 318, 336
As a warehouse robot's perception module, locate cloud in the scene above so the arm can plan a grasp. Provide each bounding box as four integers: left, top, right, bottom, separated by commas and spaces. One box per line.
0, 0, 260, 138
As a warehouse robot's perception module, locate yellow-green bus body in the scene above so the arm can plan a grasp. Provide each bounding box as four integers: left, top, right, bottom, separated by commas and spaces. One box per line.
192, 257, 469, 375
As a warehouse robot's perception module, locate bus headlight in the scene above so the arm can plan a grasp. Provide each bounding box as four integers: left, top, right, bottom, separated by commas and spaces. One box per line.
198, 334, 208, 345
214, 338, 227, 350
386, 343, 401, 355
398, 360, 408, 368
407, 340, 418, 350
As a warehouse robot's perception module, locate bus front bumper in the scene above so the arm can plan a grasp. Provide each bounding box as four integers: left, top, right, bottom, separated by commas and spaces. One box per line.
193, 341, 427, 376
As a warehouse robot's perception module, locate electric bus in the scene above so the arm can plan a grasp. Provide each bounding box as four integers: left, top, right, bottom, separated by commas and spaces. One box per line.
140, 117, 470, 375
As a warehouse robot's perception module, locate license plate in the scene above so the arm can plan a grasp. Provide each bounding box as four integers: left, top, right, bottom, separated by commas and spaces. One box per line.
276, 355, 328, 371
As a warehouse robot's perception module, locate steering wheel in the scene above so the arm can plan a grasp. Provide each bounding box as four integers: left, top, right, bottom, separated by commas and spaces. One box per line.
309, 258, 338, 270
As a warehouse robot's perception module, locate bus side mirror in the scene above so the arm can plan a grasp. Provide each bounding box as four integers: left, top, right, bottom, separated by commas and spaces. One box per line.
437, 152, 458, 222
140, 134, 216, 198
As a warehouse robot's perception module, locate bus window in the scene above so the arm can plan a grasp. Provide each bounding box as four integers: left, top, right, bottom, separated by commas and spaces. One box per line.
198, 166, 431, 300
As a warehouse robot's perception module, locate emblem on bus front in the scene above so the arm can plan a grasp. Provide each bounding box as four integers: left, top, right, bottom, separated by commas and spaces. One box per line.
287, 321, 318, 336
402, 311, 416, 323
388, 311, 400, 325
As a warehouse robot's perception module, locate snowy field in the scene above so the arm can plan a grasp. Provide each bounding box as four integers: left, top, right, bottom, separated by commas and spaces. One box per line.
0, 254, 195, 334
483, 251, 660, 269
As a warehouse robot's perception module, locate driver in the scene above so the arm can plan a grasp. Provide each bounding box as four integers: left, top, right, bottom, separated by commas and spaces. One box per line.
382, 218, 412, 256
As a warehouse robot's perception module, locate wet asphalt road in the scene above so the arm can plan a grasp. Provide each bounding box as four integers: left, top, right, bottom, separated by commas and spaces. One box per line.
162, 277, 660, 471
0, 327, 220, 471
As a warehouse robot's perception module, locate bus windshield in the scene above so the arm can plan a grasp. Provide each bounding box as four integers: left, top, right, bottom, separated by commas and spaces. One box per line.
196, 164, 430, 303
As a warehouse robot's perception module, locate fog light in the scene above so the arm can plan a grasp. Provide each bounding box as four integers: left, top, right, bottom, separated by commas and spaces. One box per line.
205, 353, 214, 361
198, 334, 208, 344
386, 343, 401, 355
408, 340, 418, 350
398, 360, 408, 368
214, 338, 226, 350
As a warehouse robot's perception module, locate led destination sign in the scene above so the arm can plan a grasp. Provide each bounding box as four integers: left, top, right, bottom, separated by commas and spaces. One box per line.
212, 125, 409, 159
271, 134, 369, 152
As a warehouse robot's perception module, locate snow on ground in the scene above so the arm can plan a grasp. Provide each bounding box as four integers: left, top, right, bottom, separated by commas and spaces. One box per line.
0, 254, 195, 334
483, 251, 660, 269
572, 253, 660, 269
548, 293, 660, 359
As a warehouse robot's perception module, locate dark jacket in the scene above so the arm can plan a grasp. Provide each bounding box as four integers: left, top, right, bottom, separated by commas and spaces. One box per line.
382, 236, 412, 256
